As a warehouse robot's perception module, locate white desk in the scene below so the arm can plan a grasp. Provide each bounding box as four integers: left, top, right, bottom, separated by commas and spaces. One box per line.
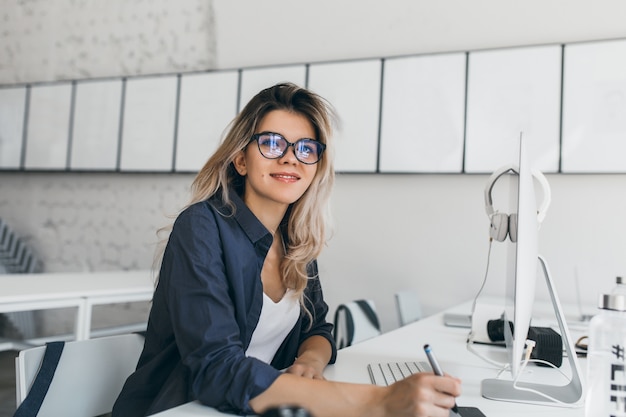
152, 302, 588, 417
0, 270, 154, 349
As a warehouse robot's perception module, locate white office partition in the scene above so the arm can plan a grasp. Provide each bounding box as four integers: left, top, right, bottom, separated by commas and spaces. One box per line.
12, 37, 626, 174
120, 76, 178, 172
465, 45, 562, 173
308, 59, 382, 173
175, 71, 239, 172
379, 53, 466, 173
562, 39, 626, 173
239, 65, 307, 111
24, 83, 73, 170
70, 79, 122, 170
0, 87, 27, 169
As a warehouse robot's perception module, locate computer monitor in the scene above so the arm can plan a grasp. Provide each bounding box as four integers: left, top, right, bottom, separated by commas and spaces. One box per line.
481, 136, 583, 406
504, 136, 538, 379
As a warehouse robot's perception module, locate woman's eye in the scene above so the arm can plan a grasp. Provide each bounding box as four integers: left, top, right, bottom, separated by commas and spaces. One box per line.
298, 142, 317, 156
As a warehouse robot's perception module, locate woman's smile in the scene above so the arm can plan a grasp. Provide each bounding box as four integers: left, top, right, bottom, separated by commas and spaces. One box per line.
270, 171, 301, 183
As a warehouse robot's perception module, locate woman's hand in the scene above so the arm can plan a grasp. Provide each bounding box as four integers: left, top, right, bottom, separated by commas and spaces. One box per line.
284, 354, 327, 380
285, 335, 332, 380
381, 372, 462, 417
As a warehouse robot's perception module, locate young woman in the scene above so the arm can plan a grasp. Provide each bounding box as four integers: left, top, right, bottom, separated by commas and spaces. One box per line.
112, 83, 461, 417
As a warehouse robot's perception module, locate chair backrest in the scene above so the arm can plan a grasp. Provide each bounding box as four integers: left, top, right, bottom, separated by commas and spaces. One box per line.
1, 219, 42, 341
15, 333, 144, 417
395, 290, 423, 326
333, 299, 381, 349
0, 218, 41, 274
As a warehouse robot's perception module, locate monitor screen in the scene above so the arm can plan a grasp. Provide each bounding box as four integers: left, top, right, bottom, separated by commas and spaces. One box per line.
503, 136, 538, 378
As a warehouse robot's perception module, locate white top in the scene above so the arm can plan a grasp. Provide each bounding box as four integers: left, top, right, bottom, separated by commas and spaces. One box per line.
246, 289, 300, 363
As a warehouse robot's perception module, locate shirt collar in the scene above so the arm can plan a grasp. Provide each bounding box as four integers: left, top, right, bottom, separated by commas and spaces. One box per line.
228, 189, 273, 245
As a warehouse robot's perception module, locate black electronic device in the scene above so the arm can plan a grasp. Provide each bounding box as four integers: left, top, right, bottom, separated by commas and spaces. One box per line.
528, 326, 563, 367
486, 319, 563, 367
456, 407, 488, 417
261, 406, 313, 417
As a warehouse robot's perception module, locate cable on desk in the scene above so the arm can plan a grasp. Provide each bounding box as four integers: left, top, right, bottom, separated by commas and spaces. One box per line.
466, 237, 508, 369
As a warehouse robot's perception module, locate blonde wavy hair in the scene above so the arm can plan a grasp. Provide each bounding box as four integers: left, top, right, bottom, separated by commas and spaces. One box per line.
156, 82, 337, 303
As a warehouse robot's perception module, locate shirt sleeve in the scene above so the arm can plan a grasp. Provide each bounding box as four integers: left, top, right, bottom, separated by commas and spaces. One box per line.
161, 204, 280, 414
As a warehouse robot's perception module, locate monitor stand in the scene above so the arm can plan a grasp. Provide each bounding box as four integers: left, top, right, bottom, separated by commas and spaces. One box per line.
481, 255, 584, 406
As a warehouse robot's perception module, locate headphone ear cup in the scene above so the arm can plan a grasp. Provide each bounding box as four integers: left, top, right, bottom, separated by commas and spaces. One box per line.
508, 213, 518, 243
489, 213, 510, 242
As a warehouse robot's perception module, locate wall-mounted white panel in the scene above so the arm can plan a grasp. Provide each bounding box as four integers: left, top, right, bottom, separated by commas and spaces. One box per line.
175, 71, 238, 172
562, 40, 626, 173
24, 83, 72, 169
308, 60, 382, 173
239, 65, 307, 111
380, 53, 466, 173
0, 87, 26, 169
465, 45, 562, 173
120, 76, 178, 171
70, 80, 122, 170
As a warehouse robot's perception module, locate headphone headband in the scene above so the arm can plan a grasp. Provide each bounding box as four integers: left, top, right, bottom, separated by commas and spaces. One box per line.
484, 163, 551, 225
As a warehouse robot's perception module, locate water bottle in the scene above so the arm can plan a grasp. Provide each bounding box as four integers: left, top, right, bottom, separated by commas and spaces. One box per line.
586, 293, 626, 417
612, 276, 626, 297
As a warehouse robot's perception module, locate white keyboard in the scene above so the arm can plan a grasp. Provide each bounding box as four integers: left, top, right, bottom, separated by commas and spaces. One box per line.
367, 361, 432, 386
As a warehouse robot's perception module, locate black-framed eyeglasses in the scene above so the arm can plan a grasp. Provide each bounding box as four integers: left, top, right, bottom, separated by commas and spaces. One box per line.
250, 132, 326, 165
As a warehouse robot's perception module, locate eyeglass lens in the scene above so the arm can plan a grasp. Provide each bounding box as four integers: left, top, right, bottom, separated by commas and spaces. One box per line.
254, 132, 324, 164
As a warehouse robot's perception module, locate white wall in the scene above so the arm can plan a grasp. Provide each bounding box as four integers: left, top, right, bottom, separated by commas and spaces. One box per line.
0, 0, 215, 84
320, 173, 626, 331
2, 0, 626, 332
211, 0, 626, 69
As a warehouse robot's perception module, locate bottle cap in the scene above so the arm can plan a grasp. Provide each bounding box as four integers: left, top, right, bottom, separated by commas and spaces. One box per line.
618, 276, 625, 285
599, 293, 626, 311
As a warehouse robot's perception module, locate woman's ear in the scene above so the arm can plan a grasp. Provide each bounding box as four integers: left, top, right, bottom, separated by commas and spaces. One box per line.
233, 150, 247, 176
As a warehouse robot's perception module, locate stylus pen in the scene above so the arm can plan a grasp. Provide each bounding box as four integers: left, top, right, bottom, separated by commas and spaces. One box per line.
423, 344, 460, 415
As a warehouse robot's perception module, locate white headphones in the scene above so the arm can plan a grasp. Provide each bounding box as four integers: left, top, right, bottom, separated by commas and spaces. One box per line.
484, 164, 551, 242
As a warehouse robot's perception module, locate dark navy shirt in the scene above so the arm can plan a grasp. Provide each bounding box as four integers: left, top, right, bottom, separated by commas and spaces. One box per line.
112, 191, 337, 416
